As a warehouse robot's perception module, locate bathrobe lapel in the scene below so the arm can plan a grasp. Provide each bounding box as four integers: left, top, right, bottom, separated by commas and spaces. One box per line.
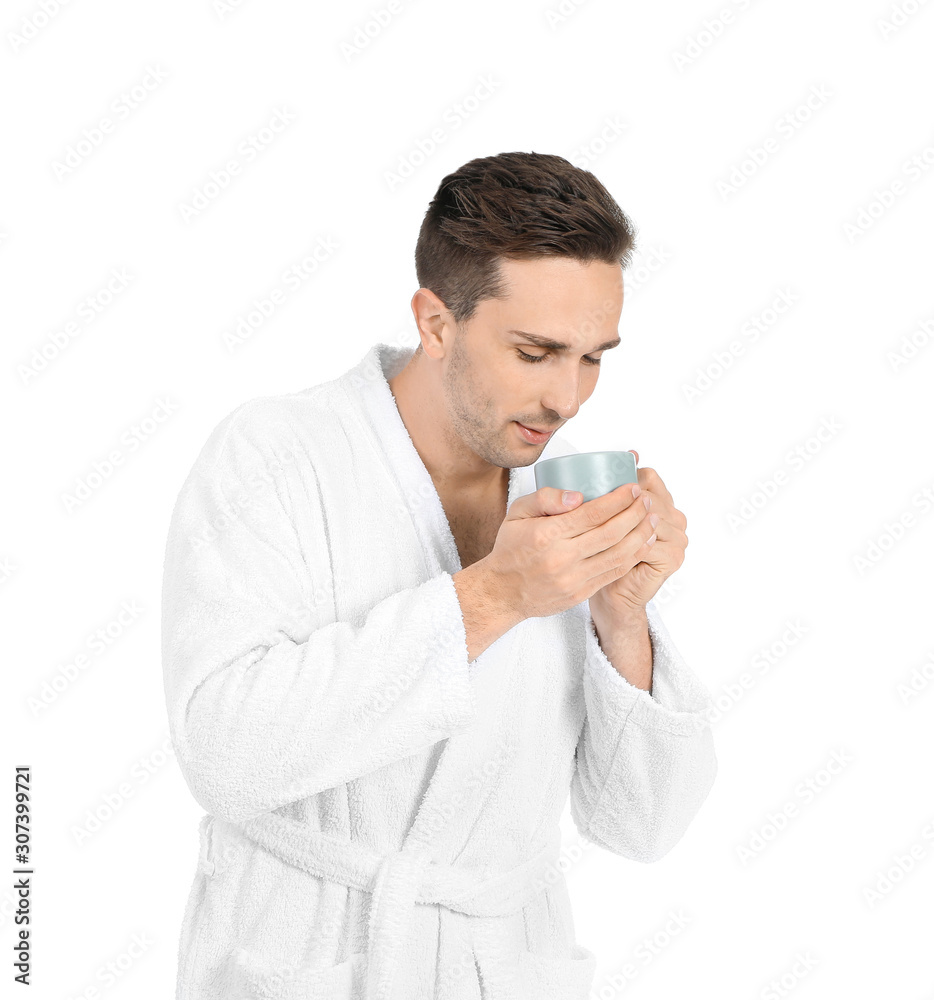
350, 344, 539, 999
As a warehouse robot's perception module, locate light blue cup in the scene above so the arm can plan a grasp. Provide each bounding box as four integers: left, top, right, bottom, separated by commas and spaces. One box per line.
533, 451, 638, 502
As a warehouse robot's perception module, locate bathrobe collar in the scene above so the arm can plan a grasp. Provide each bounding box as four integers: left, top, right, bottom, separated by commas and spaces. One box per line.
342, 340, 524, 575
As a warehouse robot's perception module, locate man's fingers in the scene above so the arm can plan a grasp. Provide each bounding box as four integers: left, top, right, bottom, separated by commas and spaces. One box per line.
507, 486, 586, 520
561, 481, 645, 538
580, 505, 660, 583
637, 466, 674, 508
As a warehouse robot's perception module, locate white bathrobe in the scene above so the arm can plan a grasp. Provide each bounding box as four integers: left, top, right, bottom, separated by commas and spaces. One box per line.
161, 341, 718, 1000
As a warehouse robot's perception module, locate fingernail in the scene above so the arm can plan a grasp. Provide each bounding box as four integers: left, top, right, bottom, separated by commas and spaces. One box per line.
562, 491, 581, 506
631, 484, 641, 498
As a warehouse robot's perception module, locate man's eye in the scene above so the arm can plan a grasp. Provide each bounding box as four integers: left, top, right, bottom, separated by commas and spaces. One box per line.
517, 350, 601, 366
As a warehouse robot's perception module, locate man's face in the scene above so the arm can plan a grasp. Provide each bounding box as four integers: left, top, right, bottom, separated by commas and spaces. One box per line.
441, 256, 623, 470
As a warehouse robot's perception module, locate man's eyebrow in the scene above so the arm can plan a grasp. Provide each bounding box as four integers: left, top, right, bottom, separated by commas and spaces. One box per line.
506, 330, 621, 352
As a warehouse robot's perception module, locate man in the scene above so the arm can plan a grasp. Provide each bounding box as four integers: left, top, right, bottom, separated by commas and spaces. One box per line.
161, 151, 717, 1000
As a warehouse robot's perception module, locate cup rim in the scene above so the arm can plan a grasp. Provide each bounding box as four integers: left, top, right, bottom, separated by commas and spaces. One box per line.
535, 450, 636, 470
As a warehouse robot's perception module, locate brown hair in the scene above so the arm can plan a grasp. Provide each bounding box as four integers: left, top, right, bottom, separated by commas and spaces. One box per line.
413, 151, 637, 344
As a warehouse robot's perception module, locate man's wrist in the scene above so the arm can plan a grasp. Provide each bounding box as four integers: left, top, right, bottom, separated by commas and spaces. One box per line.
589, 592, 648, 630
452, 561, 524, 662
588, 596, 652, 691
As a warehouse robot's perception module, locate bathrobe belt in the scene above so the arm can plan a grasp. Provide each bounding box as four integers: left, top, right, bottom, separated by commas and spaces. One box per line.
234, 810, 563, 1000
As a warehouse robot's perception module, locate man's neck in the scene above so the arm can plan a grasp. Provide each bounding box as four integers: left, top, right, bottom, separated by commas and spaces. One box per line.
388, 356, 507, 498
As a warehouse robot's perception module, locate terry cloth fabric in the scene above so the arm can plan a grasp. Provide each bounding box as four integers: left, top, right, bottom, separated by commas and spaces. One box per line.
161, 340, 718, 999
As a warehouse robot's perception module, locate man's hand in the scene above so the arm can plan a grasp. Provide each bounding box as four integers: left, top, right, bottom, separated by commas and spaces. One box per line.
589, 449, 688, 615
480, 466, 658, 621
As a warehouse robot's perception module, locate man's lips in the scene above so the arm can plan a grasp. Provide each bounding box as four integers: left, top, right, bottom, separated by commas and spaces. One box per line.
516, 421, 556, 436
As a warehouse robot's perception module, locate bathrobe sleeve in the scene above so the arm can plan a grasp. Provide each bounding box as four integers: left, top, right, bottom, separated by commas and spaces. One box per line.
569, 598, 718, 863
161, 403, 476, 825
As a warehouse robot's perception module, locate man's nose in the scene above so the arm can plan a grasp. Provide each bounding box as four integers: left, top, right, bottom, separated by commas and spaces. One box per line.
541, 368, 583, 421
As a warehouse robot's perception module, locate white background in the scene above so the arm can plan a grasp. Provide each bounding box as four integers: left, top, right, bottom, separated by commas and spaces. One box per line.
4, 0, 933, 997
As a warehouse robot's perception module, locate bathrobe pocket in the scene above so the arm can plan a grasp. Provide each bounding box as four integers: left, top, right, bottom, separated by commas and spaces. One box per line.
231, 948, 367, 999
516, 942, 597, 1000
193, 815, 368, 997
